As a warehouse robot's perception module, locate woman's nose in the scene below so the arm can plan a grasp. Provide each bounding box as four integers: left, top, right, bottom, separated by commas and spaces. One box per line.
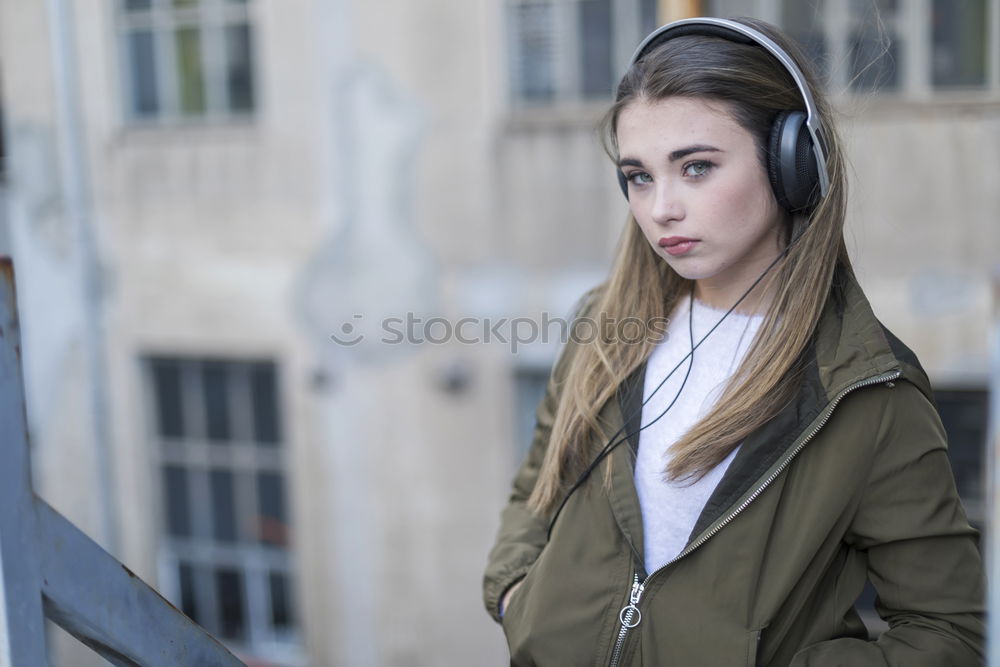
650, 185, 683, 225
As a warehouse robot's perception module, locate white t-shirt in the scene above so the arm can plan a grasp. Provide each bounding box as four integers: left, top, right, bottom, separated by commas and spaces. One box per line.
634, 296, 764, 574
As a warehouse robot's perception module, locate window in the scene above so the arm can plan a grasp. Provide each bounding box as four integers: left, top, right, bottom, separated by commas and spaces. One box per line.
513, 364, 552, 464
506, 0, 659, 106
780, 0, 830, 80
779, 0, 902, 93
935, 388, 988, 526
147, 356, 299, 661
931, 0, 988, 88
118, 0, 256, 123
705, 0, 1000, 99
0, 91, 8, 257
846, 0, 901, 92
0, 91, 7, 180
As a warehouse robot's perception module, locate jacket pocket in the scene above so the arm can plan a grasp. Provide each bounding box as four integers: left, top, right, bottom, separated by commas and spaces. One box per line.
500, 555, 538, 635
500, 577, 526, 627
503, 548, 561, 667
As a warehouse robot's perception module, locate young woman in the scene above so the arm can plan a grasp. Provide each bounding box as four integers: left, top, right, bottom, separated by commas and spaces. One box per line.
483, 16, 984, 666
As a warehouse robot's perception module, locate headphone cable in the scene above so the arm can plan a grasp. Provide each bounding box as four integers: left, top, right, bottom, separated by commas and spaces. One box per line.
545, 241, 794, 539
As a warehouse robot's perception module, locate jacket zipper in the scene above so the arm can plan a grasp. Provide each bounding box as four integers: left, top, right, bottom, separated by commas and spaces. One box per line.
606, 369, 901, 667
608, 574, 644, 667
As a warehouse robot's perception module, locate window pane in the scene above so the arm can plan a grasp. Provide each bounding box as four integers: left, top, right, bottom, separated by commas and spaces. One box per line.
175, 27, 206, 113
931, 0, 987, 88
163, 465, 191, 537
579, 0, 613, 99
210, 469, 237, 542
514, 366, 550, 463
251, 362, 281, 444
936, 389, 988, 504
127, 30, 160, 118
509, 2, 555, 102
257, 471, 287, 546
152, 359, 184, 438
782, 0, 828, 81
0, 104, 7, 178
848, 26, 899, 91
269, 571, 293, 630
178, 561, 199, 621
847, 0, 899, 92
215, 567, 246, 640
640, 0, 658, 34
225, 23, 256, 112
124, 0, 152, 10
202, 361, 231, 442
850, 0, 897, 12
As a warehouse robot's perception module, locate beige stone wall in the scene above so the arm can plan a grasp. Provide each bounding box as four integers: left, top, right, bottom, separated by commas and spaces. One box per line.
842, 103, 1000, 385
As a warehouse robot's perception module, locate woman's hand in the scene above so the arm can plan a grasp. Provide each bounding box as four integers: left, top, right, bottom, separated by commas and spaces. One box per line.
501, 580, 524, 617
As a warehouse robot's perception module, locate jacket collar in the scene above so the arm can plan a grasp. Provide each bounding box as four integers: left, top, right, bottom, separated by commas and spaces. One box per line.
812, 270, 929, 401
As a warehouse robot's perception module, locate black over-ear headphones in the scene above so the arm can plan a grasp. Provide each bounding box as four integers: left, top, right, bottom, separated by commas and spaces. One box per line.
616, 17, 831, 214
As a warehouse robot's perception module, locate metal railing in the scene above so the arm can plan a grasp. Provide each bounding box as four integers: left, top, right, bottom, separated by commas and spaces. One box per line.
988, 266, 1000, 667
0, 257, 245, 666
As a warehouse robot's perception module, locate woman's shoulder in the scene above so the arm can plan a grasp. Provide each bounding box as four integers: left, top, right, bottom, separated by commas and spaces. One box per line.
817, 270, 935, 405
875, 319, 934, 395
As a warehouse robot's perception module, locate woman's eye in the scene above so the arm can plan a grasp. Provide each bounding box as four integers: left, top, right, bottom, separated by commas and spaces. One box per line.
682, 161, 712, 178
628, 172, 653, 186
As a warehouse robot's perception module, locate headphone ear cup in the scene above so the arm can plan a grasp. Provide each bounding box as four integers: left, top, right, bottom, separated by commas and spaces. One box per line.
767, 110, 820, 214
617, 169, 629, 200
767, 111, 791, 210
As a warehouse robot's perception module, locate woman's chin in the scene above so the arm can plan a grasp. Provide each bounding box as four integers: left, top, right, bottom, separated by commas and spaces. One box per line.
658, 256, 714, 282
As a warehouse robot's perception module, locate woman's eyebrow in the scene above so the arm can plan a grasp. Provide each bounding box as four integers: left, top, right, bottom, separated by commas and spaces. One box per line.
668, 145, 722, 162
618, 145, 723, 169
618, 157, 644, 169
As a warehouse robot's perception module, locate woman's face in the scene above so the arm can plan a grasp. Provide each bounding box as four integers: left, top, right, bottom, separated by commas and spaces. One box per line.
616, 96, 786, 308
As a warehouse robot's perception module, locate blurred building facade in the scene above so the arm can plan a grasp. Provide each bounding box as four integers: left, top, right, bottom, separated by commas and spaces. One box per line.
0, 0, 996, 665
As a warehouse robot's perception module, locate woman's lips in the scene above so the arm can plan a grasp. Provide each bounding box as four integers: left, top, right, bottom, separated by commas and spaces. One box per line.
658, 236, 699, 256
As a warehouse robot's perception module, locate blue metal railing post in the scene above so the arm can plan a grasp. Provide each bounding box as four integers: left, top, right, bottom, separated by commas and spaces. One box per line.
0, 257, 247, 665
0, 258, 48, 664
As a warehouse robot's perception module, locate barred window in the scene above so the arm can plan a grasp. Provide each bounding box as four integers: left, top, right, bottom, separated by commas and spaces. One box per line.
506, 0, 659, 106
935, 388, 988, 525
513, 363, 552, 465
706, 0, 1000, 100
147, 356, 299, 662
118, 0, 256, 123
0, 95, 7, 180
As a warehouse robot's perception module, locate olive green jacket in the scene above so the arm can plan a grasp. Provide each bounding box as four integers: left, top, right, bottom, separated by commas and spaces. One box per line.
483, 276, 984, 666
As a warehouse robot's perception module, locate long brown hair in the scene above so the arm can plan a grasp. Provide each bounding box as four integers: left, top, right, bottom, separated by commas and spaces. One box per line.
528, 17, 852, 515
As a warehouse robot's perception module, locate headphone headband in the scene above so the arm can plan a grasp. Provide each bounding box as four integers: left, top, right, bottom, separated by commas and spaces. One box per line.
628, 17, 830, 199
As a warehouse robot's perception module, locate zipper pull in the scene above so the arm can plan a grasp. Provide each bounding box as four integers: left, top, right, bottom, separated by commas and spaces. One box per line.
618, 578, 645, 629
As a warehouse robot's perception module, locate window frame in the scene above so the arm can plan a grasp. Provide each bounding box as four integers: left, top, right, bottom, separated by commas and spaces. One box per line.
511, 359, 554, 467
933, 386, 989, 527
718, 0, 1000, 104
505, 0, 658, 109
144, 355, 302, 663
0, 98, 7, 181
823, 0, 1000, 102
116, 0, 259, 126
